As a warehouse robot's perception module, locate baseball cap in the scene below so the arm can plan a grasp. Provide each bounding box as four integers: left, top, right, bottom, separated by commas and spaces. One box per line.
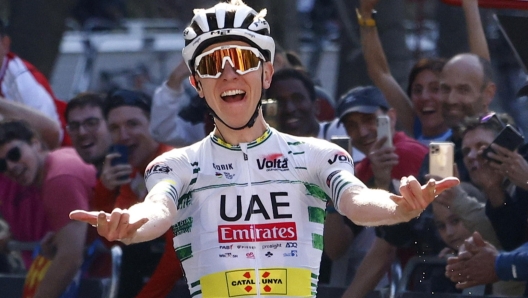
336, 86, 390, 121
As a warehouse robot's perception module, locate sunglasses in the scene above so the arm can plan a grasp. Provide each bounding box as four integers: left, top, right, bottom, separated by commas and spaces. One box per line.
0, 146, 22, 173
479, 112, 505, 127
194, 45, 265, 79
66, 117, 101, 134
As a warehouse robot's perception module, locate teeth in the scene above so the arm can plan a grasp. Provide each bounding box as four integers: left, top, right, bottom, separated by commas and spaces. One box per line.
221, 90, 245, 97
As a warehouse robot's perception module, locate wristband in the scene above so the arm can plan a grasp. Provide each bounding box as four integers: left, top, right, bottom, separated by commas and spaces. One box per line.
326, 205, 338, 214
356, 8, 377, 27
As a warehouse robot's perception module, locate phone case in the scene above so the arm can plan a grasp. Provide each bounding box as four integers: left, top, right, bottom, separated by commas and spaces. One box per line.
429, 142, 455, 178
109, 144, 129, 166
483, 125, 525, 163
377, 115, 393, 148
330, 136, 351, 153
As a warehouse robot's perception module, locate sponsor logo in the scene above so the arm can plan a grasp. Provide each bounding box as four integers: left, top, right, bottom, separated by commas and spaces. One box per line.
285, 242, 297, 248
256, 153, 288, 171
219, 245, 233, 250
237, 245, 256, 250
283, 250, 298, 257
224, 172, 235, 179
220, 193, 291, 222
265, 252, 273, 258
172, 217, 193, 236
218, 222, 297, 243
226, 269, 287, 296
177, 193, 192, 210
327, 153, 353, 165
215, 172, 223, 178
246, 252, 255, 259
219, 253, 239, 258
213, 163, 234, 171
145, 163, 172, 178
262, 243, 282, 249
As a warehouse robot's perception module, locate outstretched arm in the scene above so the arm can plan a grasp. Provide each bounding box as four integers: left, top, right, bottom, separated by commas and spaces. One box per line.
338, 173, 459, 226
359, 0, 414, 136
463, 0, 490, 61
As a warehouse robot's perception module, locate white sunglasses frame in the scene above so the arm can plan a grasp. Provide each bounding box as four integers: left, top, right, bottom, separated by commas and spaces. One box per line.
194, 45, 265, 79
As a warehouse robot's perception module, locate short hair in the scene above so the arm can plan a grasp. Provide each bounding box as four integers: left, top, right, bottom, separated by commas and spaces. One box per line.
65, 92, 106, 122
0, 119, 37, 146
461, 113, 516, 139
103, 89, 152, 119
267, 68, 316, 102
407, 58, 446, 97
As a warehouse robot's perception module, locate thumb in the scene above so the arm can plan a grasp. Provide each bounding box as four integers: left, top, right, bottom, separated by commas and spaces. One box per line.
472, 231, 486, 247
434, 177, 460, 195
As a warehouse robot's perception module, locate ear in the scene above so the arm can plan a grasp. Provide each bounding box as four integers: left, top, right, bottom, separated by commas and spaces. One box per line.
262, 62, 274, 89
189, 75, 204, 98
482, 82, 496, 108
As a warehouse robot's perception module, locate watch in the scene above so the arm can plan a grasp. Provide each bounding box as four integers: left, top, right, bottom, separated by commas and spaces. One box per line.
356, 8, 377, 27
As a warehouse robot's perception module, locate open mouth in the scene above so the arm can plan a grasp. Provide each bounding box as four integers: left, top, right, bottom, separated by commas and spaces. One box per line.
221, 89, 246, 103
421, 107, 436, 116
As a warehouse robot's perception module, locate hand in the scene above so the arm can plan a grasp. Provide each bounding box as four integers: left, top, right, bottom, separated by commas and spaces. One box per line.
487, 144, 528, 190
100, 153, 133, 190
369, 137, 398, 190
445, 231, 499, 288
69, 209, 148, 244
167, 59, 191, 90
391, 176, 460, 217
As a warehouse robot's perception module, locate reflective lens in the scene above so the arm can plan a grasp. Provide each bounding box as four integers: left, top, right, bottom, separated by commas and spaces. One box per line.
0, 146, 22, 173
194, 46, 264, 78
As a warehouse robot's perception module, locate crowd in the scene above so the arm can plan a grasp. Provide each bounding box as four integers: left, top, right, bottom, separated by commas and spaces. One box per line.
0, 0, 527, 298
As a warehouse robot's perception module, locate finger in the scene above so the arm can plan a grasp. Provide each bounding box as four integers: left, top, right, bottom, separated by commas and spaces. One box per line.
117, 212, 131, 239
107, 209, 124, 237
399, 176, 417, 209
70, 210, 100, 226
96, 211, 109, 236
408, 176, 427, 208
433, 177, 460, 195
455, 280, 479, 289
127, 218, 149, 235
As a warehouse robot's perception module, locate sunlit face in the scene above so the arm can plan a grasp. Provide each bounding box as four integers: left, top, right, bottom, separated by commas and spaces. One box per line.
341, 110, 385, 155
433, 202, 472, 251
411, 70, 445, 130
439, 56, 488, 128
0, 139, 43, 186
107, 106, 159, 169
67, 105, 112, 165
461, 127, 500, 188
193, 41, 273, 129
267, 78, 317, 136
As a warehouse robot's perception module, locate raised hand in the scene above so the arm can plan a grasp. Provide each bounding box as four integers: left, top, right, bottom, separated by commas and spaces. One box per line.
369, 136, 398, 190
69, 209, 148, 244
100, 153, 133, 190
487, 143, 528, 191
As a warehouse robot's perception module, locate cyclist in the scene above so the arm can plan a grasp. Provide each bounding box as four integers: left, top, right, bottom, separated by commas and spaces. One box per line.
70, 1, 459, 297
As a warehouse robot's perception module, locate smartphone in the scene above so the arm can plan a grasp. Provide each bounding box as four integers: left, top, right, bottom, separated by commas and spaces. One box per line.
109, 144, 129, 166
483, 125, 524, 163
377, 115, 393, 148
330, 136, 352, 153
429, 142, 454, 178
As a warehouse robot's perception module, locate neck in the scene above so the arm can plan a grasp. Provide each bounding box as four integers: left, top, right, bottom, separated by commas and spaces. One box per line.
422, 123, 450, 138
214, 114, 268, 145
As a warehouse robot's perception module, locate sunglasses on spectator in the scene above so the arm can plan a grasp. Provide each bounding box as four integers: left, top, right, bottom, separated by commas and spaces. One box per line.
66, 117, 101, 134
0, 146, 22, 173
194, 45, 265, 79
479, 112, 505, 127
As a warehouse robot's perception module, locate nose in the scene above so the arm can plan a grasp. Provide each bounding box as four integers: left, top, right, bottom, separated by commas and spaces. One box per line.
445, 224, 455, 236
115, 126, 130, 144
467, 148, 478, 160
358, 123, 370, 137
220, 62, 238, 80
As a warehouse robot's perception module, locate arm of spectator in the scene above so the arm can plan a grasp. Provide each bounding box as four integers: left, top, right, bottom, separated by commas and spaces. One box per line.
496, 242, 528, 281
136, 229, 183, 298
149, 61, 206, 147
462, 0, 490, 60
368, 137, 398, 190
0, 99, 61, 149
323, 202, 355, 260
486, 144, 528, 191
358, 0, 414, 136
341, 237, 396, 298
34, 221, 87, 298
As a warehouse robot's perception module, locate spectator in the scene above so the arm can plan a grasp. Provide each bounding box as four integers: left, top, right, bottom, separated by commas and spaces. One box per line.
325, 86, 431, 298
102, 89, 181, 298
446, 231, 528, 295
0, 19, 70, 146
358, 0, 487, 146
70, 1, 459, 297
0, 119, 95, 297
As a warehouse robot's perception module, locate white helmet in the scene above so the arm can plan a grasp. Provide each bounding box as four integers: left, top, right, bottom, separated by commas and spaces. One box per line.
182, 1, 275, 73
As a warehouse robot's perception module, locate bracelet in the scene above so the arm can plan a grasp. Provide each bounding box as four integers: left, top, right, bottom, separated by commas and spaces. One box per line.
356, 8, 377, 27
326, 205, 338, 214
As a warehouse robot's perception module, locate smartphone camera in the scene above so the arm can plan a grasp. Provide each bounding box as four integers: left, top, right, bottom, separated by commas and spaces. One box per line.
430, 144, 440, 155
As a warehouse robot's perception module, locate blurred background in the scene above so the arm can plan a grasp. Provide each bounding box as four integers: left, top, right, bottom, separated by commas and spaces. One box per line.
0, 0, 527, 134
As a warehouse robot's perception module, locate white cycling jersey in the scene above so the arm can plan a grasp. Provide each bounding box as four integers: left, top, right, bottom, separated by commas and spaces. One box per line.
145, 127, 365, 297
